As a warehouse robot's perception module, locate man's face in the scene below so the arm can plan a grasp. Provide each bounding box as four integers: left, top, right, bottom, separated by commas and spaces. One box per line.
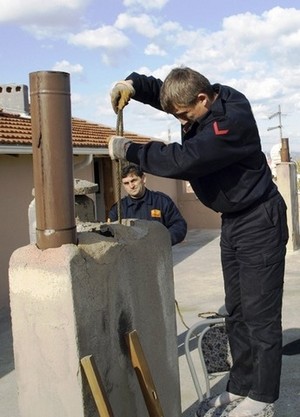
173, 93, 214, 131
122, 173, 146, 199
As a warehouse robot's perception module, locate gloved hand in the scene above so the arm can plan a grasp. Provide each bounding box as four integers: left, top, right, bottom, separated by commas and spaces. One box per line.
110, 80, 135, 113
108, 136, 132, 160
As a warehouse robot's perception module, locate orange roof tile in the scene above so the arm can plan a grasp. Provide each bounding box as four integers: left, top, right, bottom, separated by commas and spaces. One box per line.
0, 111, 152, 149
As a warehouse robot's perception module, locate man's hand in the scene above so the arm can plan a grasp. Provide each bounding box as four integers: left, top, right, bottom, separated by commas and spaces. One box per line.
108, 136, 132, 160
110, 80, 135, 113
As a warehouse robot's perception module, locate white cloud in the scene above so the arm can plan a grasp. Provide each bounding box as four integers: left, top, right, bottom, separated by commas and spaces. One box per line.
144, 43, 166, 56
68, 26, 131, 66
123, 0, 169, 10
52, 60, 83, 75
133, 64, 175, 81
278, 67, 300, 89
101, 6, 300, 149
173, 7, 300, 84
24, 26, 61, 40
5, 1, 299, 151
115, 13, 160, 38
279, 30, 300, 49
68, 26, 130, 49
68, 26, 130, 67
221, 7, 300, 53
0, 0, 90, 23
109, 7, 300, 150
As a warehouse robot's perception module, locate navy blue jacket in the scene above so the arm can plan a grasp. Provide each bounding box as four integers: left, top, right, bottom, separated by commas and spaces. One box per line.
125, 72, 278, 214
108, 188, 187, 245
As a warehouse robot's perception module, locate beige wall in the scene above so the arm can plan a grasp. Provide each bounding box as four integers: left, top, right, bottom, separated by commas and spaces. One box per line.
0, 155, 34, 308
137, 173, 178, 202
142, 173, 221, 230
176, 181, 221, 229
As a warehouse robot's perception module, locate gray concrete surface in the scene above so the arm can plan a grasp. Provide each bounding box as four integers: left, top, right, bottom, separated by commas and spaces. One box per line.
8, 222, 180, 417
1, 229, 300, 416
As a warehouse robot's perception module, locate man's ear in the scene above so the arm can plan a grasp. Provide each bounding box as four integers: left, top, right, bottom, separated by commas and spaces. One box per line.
142, 174, 146, 185
197, 93, 207, 104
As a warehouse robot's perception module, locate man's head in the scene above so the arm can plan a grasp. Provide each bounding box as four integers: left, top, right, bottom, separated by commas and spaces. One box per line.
121, 164, 146, 199
160, 67, 216, 128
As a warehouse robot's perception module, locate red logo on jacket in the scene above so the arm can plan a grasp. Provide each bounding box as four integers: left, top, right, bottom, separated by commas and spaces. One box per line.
213, 121, 229, 135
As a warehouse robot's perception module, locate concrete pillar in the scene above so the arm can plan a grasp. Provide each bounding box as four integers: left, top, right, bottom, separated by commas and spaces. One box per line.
9, 220, 181, 417
276, 162, 300, 252
74, 179, 98, 223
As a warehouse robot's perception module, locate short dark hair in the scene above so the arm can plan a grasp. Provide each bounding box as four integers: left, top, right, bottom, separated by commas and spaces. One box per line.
121, 164, 144, 178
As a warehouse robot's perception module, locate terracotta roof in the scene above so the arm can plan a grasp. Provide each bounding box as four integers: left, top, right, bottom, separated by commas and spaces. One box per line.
0, 110, 152, 150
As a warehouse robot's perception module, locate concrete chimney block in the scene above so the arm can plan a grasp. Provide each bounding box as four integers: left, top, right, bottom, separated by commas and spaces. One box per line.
9, 220, 181, 417
0, 84, 30, 115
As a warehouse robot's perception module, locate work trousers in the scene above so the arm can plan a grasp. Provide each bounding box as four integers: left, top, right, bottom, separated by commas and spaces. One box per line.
221, 193, 288, 403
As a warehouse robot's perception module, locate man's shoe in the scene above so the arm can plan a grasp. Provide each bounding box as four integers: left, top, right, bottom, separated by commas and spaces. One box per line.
195, 397, 244, 417
228, 403, 274, 417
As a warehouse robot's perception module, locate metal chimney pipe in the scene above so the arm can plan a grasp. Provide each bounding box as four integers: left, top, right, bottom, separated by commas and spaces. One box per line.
30, 71, 77, 249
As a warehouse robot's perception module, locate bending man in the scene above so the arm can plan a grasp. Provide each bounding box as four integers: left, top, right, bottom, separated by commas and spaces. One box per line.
109, 67, 288, 417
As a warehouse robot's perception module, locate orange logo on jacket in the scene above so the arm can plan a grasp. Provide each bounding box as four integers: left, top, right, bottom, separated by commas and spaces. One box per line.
151, 209, 162, 218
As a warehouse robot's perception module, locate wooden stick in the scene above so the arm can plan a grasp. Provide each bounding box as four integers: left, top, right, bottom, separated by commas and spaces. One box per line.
125, 330, 164, 417
80, 355, 114, 417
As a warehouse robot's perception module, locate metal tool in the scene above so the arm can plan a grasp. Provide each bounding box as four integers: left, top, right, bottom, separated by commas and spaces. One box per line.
115, 109, 124, 223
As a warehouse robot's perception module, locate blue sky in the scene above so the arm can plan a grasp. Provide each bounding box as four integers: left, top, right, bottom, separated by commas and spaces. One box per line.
1, 0, 300, 154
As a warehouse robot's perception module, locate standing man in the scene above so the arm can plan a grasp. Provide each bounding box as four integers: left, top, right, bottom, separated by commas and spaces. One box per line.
108, 163, 187, 246
109, 67, 288, 417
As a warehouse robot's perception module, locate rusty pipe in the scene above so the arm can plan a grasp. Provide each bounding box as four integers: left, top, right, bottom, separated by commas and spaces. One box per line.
280, 138, 291, 163
30, 71, 77, 249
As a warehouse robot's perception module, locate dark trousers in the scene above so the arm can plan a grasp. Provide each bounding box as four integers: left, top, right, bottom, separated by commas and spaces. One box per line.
221, 193, 288, 403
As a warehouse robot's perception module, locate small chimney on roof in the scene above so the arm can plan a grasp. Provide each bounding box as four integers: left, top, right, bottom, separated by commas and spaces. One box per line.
0, 83, 30, 115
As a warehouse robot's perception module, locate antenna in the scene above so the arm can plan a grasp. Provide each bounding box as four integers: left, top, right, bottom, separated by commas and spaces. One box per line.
267, 105, 284, 140
267, 105, 290, 162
